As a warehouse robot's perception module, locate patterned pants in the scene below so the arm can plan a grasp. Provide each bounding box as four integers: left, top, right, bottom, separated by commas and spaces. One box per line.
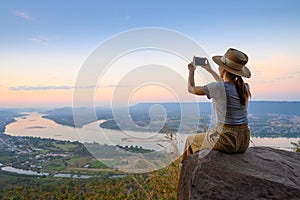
182, 123, 250, 162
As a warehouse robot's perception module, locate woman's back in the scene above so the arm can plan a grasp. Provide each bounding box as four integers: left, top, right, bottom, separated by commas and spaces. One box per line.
224, 82, 248, 124
204, 82, 249, 124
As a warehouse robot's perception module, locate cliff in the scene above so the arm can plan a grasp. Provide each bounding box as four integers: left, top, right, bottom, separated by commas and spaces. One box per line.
178, 147, 300, 200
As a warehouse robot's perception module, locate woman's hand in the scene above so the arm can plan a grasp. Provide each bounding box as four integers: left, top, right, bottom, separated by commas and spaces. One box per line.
188, 63, 196, 71
201, 60, 212, 72
200, 60, 223, 82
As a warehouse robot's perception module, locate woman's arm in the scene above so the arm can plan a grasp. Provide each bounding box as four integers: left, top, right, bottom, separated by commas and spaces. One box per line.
201, 61, 223, 82
187, 63, 206, 95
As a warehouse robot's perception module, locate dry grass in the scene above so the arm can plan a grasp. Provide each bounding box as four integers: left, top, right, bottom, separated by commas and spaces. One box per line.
130, 126, 182, 199
291, 141, 300, 152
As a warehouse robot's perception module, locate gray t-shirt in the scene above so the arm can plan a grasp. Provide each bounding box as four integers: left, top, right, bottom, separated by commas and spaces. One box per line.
203, 82, 249, 124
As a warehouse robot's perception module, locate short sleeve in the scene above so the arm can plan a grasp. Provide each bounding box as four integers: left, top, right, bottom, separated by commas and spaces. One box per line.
203, 82, 224, 99
203, 85, 211, 99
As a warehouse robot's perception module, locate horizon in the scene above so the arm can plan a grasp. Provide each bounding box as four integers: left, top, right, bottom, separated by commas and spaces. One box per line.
1, 1, 300, 107
2, 100, 300, 109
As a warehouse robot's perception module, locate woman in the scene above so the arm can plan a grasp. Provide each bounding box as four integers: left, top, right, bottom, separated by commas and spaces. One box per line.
182, 48, 251, 162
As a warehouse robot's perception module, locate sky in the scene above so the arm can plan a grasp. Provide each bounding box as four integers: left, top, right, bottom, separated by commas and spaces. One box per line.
1, 0, 300, 107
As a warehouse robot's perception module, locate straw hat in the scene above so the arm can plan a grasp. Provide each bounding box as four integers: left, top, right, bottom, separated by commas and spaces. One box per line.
212, 48, 251, 78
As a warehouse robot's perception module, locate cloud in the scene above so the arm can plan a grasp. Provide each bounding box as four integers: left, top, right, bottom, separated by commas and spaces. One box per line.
14, 11, 33, 21
10, 86, 74, 91
28, 35, 58, 45
9, 85, 129, 91
286, 71, 300, 79
28, 37, 43, 43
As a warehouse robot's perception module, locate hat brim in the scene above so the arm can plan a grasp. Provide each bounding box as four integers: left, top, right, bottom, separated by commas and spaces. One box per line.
212, 56, 251, 78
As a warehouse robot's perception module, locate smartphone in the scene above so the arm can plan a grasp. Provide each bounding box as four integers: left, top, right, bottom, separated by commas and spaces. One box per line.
193, 57, 207, 66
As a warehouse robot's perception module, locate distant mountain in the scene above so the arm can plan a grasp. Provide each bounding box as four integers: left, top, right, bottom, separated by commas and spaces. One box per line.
247, 101, 300, 116
42, 107, 113, 128
39, 101, 300, 129
0, 110, 25, 133
131, 101, 300, 116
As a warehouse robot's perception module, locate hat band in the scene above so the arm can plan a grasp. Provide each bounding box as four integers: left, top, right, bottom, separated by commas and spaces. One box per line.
221, 55, 244, 70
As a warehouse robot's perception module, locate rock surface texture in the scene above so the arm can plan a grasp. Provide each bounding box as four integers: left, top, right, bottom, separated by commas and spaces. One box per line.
178, 147, 300, 200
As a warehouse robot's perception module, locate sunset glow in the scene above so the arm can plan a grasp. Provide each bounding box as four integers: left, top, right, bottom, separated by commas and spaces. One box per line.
1, 1, 300, 107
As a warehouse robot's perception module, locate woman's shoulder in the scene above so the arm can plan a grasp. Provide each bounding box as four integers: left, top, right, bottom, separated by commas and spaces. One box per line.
223, 82, 250, 89
204, 82, 225, 99
206, 81, 224, 87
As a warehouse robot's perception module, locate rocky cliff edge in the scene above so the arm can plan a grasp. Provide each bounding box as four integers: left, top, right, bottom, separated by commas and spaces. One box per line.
178, 147, 300, 200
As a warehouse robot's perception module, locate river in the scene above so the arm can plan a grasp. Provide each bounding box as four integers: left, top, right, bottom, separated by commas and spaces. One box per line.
4, 112, 299, 152
5, 112, 173, 151
1, 166, 49, 176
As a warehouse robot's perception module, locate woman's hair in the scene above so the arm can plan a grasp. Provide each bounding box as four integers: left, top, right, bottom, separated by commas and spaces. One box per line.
227, 71, 251, 107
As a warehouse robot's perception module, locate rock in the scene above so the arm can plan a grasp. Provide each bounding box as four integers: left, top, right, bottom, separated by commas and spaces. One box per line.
178, 147, 300, 200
